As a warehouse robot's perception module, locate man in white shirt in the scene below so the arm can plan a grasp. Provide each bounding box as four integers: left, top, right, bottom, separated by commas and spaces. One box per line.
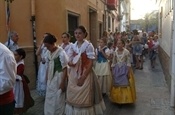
0, 42, 17, 115
4, 31, 19, 52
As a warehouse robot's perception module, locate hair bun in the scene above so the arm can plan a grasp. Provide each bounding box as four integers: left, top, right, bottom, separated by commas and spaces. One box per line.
43, 33, 57, 44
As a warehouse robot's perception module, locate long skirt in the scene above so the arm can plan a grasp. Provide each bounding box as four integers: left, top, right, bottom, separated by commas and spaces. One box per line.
14, 78, 34, 114
110, 69, 136, 104
37, 62, 48, 96
65, 68, 106, 115
13, 75, 24, 108
94, 62, 112, 94
44, 71, 65, 115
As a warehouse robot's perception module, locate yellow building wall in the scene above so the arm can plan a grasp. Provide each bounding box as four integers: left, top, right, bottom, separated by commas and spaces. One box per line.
65, 0, 90, 40
1, 0, 104, 45
1, 0, 33, 46
36, 0, 65, 45
0, 0, 105, 89
0, 1, 7, 43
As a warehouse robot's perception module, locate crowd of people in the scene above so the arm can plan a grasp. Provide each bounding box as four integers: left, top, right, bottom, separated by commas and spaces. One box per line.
107, 29, 159, 69
0, 26, 159, 115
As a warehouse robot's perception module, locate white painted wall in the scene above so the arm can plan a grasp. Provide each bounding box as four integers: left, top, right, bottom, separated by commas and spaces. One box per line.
170, 0, 175, 106
158, 0, 173, 56
160, 13, 173, 56
120, 0, 130, 32
157, 0, 175, 107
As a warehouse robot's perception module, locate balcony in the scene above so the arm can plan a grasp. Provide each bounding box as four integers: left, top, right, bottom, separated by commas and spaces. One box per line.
107, 0, 118, 10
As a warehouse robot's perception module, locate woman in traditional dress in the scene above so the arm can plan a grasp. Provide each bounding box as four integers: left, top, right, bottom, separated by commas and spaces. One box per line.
43, 34, 68, 115
94, 38, 112, 96
65, 26, 106, 115
36, 33, 50, 96
13, 48, 34, 114
110, 39, 136, 104
60, 32, 72, 55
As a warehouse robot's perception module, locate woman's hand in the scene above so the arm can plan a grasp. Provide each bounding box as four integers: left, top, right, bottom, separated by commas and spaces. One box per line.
77, 75, 86, 86
73, 52, 77, 57
59, 81, 66, 92
68, 62, 76, 67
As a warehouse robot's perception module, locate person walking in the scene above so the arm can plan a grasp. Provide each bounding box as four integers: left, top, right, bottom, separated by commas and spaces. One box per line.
132, 35, 142, 69
43, 34, 68, 115
36, 33, 50, 96
13, 48, 34, 114
149, 35, 159, 68
0, 42, 16, 115
110, 39, 136, 104
94, 38, 112, 96
65, 26, 106, 115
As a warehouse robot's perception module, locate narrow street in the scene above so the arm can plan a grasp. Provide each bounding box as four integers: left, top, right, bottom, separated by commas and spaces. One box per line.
1, 0, 175, 115
25, 57, 174, 115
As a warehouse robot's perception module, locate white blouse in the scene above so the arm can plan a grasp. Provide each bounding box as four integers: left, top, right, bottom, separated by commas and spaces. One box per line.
0, 43, 16, 95
60, 42, 73, 55
68, 40, 95, 62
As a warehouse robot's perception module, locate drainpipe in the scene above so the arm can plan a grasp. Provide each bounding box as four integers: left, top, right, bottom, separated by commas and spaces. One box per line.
30, 0, 38, 78
170, 1, 175, 107
104, 0, 107, 31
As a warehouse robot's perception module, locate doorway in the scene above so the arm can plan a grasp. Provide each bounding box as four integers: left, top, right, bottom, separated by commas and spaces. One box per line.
68, 14, 79, 43
89, 8, 97, 48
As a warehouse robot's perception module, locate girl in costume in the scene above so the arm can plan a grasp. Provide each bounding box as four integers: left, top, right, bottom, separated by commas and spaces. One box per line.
94, 38, 112, 95
36, 33, 50, 96
110, 39, 136, 104
60, 32, 73, 55
14, 48, 34, 114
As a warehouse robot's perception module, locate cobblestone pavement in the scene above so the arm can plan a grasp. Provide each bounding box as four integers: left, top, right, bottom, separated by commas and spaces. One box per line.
24, 57, 174, 115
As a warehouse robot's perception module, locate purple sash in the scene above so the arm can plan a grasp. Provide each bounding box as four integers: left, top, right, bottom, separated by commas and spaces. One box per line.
112, 63, 129, 86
